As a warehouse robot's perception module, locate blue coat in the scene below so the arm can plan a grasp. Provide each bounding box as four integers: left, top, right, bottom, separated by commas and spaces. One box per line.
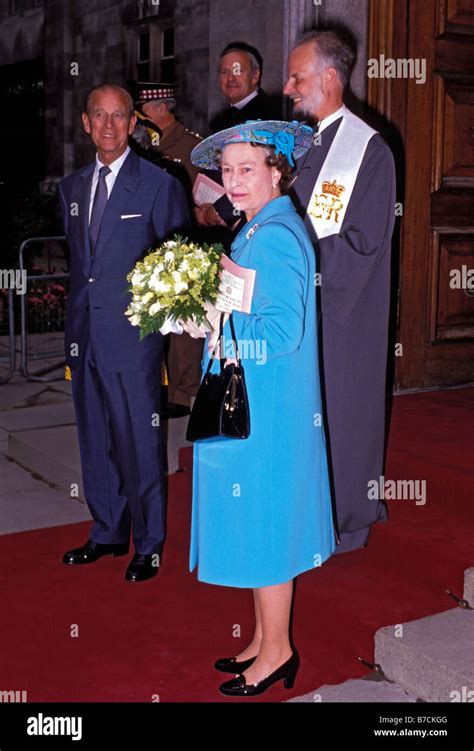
59, 149, 189, 372
189, 196, 335, 588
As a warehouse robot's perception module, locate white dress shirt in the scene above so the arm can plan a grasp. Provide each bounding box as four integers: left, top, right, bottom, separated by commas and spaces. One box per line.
87, 144, 183, 336
232, 89, 259, 110
88, 145, 131, 223
317, 104, 346, 134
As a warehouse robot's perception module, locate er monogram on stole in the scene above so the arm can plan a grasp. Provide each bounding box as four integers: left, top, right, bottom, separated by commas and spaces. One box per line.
309, 179, 346, 224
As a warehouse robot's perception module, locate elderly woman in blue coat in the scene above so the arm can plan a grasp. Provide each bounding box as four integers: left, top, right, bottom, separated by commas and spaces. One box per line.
188, 121, 335, 697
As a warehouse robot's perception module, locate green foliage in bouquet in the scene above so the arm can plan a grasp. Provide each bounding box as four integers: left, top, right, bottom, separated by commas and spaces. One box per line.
126, 235, 223, 340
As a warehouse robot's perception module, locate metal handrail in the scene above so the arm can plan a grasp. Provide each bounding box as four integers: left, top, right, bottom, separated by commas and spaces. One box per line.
19, 236, 68, 382
0, 287, 16, 384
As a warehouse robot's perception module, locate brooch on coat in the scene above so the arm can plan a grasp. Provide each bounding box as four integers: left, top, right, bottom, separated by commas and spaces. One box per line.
246, 223, 259, 239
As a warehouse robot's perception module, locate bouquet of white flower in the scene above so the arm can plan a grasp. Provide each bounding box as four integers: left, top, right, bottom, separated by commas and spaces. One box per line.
125, 235, 223, 340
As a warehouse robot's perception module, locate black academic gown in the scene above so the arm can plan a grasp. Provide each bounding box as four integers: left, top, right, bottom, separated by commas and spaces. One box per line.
291, 117, 396, 553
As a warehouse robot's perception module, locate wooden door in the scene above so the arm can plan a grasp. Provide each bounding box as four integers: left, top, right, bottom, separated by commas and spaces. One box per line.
369, 0, 474, 390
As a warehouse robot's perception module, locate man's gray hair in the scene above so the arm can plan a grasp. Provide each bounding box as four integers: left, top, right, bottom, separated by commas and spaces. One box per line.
220, 48, 261, 75
294, 30, 356, 88
146, 98, 177, 113
84, 84, 135, 116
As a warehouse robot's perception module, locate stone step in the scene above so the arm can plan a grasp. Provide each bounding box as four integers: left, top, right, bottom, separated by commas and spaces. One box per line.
290, 676, 419, 703
463, 567, 474, 605
0, 455, 90, 535
3, 397, 82, 498
6, 409, 191, 502
374, 606, 474, 702
293, 567, 474, 703
0, 382, 49, 411
0, 402, 75, 434
0, 427, 8, 455
9, 425, 84, 499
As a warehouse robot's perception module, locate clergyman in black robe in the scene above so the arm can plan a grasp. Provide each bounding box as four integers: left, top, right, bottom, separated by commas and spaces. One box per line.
286, 30, 396, 553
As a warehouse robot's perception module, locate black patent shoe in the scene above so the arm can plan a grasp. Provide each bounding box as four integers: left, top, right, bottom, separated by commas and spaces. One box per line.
214, 655, 257, 673
63, 540, 129, 564
219, 650, 300, 696
125, 554, 159, 582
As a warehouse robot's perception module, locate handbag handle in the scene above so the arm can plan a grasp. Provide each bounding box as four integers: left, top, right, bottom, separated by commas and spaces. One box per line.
205, 312, 241, 376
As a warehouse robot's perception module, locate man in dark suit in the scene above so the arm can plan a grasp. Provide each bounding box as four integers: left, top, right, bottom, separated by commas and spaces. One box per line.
210, 42, 281, 133
198, 42, 282, 232
59, 84, 189, 581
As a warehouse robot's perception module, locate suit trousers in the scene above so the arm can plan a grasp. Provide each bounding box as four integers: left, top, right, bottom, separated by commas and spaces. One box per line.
71, 334, 166, 555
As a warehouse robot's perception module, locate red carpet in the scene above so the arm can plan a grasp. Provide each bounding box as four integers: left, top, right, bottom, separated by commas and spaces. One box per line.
1, 388, 473, 702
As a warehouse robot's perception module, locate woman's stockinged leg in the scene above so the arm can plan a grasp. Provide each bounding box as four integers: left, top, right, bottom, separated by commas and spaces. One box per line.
241, 579, 294, 684
235, 589, 263, 661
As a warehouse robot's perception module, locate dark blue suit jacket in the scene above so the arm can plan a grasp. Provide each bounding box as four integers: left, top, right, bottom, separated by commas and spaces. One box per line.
59, 149, 189, 372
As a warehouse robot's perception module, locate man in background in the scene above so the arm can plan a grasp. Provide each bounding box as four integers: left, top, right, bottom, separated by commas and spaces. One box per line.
137, 83, 202, 197
199, 42, 282, 231
132, 83, 203, 419
210, 41, 281, 132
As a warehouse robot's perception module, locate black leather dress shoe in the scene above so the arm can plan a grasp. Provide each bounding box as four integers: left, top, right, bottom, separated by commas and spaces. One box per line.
125, 554, 159, 582
219, 650, 300, 696
63, 540, 129, 565
214, 655, 257, 673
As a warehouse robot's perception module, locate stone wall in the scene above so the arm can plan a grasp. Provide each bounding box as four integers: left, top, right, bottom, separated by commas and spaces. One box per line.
0, 0, 370, 178
44, 0, 145, 175
0, 0, 43, 65
174, 0, 210, 137
207, 0, 287, 128
316, 0, 369, 102
176, 0, 369, 136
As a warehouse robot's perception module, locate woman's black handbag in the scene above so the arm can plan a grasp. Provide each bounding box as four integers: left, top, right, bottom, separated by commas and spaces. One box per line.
186, 313, 250, 441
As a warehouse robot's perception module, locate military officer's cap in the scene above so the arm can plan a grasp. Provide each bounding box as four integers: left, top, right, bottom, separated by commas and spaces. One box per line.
133, 82, 177, 107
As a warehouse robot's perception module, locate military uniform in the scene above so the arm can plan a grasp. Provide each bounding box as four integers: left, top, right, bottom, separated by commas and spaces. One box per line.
132, 82, 204, 413
158, 121, 202, 186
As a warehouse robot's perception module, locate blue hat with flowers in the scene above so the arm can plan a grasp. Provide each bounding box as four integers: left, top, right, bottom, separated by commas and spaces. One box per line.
190, 119, 314, 170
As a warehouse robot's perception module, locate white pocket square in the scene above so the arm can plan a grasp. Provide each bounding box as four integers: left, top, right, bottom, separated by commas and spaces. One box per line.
121, 214, 142, 219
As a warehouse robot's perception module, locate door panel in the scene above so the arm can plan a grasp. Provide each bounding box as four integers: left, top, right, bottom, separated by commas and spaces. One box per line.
369, 0, 474, 389
430, 231, 474, 340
